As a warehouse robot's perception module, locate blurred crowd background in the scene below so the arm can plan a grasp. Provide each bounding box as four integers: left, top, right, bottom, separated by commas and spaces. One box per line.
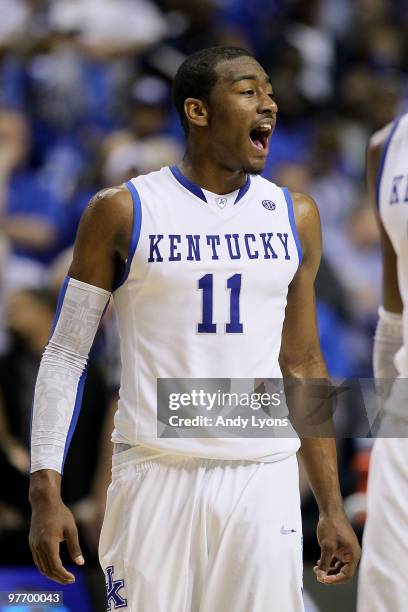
0, 0, 406, 610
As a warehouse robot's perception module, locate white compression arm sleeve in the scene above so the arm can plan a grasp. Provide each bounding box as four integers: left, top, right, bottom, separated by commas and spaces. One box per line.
373, 306, 403, 400
30, 277, 110, 474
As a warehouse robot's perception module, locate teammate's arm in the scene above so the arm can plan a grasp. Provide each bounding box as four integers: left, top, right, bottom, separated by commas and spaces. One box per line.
367, 126, 403, 392
279, 192, 361, 584
28, 186, 133, 584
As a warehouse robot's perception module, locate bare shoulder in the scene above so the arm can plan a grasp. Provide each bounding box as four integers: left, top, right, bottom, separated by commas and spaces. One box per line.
80, 184, 133, 251
83, 185, 133, 227
368, 122, 393, 156
366, 121, 394, 183
290, 191, 320, 225
289, 191, 322, 270
69, 185, 133, 287
366, 121, 395, 210
290, 191, 321, 240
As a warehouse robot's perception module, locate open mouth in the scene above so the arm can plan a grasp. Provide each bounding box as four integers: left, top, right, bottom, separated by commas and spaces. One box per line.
249, 124, 272, 152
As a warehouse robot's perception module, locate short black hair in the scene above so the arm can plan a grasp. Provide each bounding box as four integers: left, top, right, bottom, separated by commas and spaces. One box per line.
173, 46, 253, 134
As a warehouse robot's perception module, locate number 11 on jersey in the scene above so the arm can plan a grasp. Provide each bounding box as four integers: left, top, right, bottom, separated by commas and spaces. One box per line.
198, 273, 243, 334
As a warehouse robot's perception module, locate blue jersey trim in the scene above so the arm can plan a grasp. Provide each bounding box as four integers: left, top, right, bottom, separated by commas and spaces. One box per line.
113, 181, 142, 291
234, 175, 251, 204
282, 187, 303, 267
375, 117, 401, 209
170, 165, 250, 204
61, 368, 87, 473
170, 165, 207, 202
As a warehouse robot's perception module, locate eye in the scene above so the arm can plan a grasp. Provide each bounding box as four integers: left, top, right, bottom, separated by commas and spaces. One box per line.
241, 90, 254, 95
268, 93, 275, 100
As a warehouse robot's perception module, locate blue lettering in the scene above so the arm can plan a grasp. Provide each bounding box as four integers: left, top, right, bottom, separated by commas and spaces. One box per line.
390, 175, 403, 205
169, 234, 182, 261
186, 234, 201, 261
260, 232, 278, 259
105, 565, 127, 610
404, 177, 408, 202
206, 235, 221, 260
277, 232, 290, 260
225, 234, 241, 259
148, 234, 163, 262
244, 234, 259, 259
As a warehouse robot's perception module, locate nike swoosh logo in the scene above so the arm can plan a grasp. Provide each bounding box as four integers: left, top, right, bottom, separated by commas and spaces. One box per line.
280, 525, 297, 535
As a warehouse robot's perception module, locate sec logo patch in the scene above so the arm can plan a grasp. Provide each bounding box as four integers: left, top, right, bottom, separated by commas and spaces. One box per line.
262, 200, 276, 210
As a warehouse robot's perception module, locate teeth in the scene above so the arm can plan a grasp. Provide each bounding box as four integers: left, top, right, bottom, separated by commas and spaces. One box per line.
253, 123, 272, 132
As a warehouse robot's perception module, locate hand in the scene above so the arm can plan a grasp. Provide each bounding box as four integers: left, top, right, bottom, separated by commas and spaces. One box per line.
313, 510, 361, 584
29, 497, 85, 584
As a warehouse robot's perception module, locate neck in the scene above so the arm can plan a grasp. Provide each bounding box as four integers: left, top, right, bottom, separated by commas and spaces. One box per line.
179, 143, 247, 195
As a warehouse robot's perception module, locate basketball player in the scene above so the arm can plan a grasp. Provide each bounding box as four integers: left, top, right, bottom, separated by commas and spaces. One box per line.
357, 115, 408, 611
28, 47, 360, 611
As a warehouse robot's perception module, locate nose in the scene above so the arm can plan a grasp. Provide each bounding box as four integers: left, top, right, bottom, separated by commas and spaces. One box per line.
258, 92, 278, 116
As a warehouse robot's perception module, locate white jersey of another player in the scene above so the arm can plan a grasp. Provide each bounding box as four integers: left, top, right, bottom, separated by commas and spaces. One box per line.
111, 165, 302, 461
378, 112, 408, 379
358, 113, 408, 612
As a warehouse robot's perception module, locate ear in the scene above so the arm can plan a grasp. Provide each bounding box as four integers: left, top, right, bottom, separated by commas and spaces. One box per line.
184, 98, 209, 129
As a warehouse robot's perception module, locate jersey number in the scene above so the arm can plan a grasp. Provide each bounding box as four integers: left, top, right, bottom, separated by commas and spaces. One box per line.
198, 273, 243, 334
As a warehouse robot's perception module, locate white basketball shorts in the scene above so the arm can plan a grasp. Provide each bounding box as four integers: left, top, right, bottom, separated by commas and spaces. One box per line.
98, 448, 304, 612
358, 414, 408, 612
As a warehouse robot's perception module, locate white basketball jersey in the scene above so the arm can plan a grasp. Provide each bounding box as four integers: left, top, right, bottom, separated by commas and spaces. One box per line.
378, 113, 408, 377
111, 165, 302, 461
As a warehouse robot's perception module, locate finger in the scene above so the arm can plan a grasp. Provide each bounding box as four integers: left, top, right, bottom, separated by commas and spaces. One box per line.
318, 541, 335, 572
32, 543, 52, 578
31, 548, 47, 576
44, 548, 76, 584
318, 569, 351, 584
65, 525, 85, 566
41, 540, 76, 584
314, 566, 330, 583
315, 560, 356, 585
325, 557, 342, 574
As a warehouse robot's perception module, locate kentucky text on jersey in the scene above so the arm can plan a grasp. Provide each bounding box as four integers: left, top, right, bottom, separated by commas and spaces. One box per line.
389, 174, 408, 205
147, 232, 291, 262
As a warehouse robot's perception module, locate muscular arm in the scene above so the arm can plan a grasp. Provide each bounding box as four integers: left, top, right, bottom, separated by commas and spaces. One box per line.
280, 192, 360, 584
367, 126, 403, 393
280, 193, 341, 512
29, 186, 133, 583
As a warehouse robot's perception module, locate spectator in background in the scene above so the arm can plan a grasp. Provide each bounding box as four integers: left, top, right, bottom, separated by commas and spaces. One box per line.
100, 75, 182, 185
337, 68, 402, 178
286, 0, 336, 106
48, 0, 167, 58
0, 0, 30, 48
24, 0, 168, 205
160, 0, 220, 55
0, 286, 111, 561
263, 43, 314, 178
129, 75, 175, 139
0, 108, 64, 292
327, 201, 381, 321
308, 120, 357, 241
